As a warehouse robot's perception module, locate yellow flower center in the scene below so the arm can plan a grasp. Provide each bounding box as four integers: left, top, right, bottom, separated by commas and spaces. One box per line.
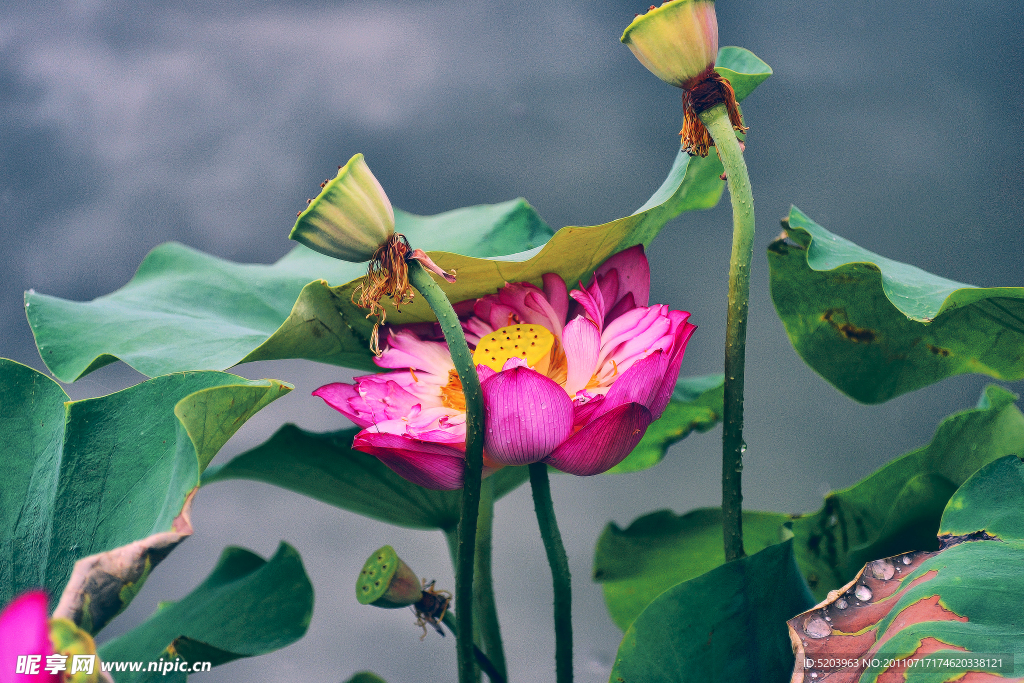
473, 324, 555, 373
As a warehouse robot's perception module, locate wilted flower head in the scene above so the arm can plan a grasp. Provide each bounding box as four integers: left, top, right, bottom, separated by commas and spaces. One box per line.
314, 246, 696, 489
289, 153, 455, 355
622, 0, 746, 157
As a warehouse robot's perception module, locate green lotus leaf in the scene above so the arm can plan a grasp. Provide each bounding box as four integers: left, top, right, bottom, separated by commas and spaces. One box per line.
201, 424, 527, 532
594, 385, 1024, 629
769, 206, 1024, 403
26, 48, 770, 383
98, 543, 313, 682
609, 541, 813, 683
715, 46, 772, 101
0, 358, 290, 611
789, 455, 1024, 680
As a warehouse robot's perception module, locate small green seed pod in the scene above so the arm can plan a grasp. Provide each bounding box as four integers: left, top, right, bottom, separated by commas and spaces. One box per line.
355, 545, 423, 609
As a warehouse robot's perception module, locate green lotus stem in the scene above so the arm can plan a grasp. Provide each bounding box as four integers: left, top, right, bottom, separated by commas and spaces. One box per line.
474, 478, 508, 681
528, 462, 573, 683
699, 103, 753, 563
441, 611, 508, 683
408, 260, 485, 683
442, 480, 507, 683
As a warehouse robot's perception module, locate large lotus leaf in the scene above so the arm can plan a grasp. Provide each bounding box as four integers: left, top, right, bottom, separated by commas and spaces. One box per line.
0, 358, 290, 610
26, 47, 770, 383
789, 455, 1024, 681
201, 424, 527, 532
594, 385, 1024, 629
609, 541, 814, 683
595, 508, 788, 630
769, 206, 1024, 404
98, 543, 313, 682
605, 374, 724, 474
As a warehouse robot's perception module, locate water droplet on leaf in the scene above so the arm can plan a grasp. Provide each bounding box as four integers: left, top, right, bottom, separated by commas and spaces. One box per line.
868, 559, 895, 580
854, 584, 872, 601
803, 616, 831, 639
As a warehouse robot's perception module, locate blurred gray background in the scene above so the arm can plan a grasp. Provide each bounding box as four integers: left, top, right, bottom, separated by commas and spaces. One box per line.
2, 0, 1022, 681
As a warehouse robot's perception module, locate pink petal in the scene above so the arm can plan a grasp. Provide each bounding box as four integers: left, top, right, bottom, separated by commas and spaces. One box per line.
542, 273, 569, 324
600, 306, 674, 371
501, 357, 529, 370
409, 249, 457, 283
525, 291, 565, 337
594, 245, 650, 308
595, 270, 619, 315
569, 281, 606, 332
0, 590, 59, 683
544, 403, 653, 475
648, 319, 697, 418
476, 364, 497, 383
604, 292, 636, 326
486, 302, 517, 331
494, 283, 559, 332
562, 316, 601, 396
314, 379, 423, 427
313, 382, 363, 421
596, 351, 669, 418
481, 366, 573, 466
353, 432, 465, 490
571, 393, 605, 427
463, 316, 493, 345
377, 329, 454, 376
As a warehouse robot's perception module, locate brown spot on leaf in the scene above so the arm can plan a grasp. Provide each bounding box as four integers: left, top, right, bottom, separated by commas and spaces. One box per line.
822, 309, 878, 344
927, 344, 951, 357
53, 489, 196, 634
938, 529, 998, 549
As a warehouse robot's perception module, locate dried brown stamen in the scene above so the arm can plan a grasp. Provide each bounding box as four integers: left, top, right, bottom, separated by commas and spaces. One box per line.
679, 66, 748, 158
352, 234, 458, 356
353, 232, 414, 356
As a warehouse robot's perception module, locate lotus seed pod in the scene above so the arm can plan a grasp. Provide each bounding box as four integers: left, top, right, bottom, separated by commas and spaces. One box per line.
289, 153, 395, 263
356, 545, 423, 609
621, 0, 719, 88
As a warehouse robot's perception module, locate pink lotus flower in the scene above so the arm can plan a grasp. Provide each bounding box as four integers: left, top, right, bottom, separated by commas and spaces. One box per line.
0, 591, 60, 683
315, 246, 696, 490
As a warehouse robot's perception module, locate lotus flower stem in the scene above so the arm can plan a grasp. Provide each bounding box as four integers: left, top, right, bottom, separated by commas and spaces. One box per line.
474, 479, 508, 681
441, 610, 508, 683
407, 260, 485, 683
443, 481, 507, 683
528, 462, 573, 683
699, 102, 753, 563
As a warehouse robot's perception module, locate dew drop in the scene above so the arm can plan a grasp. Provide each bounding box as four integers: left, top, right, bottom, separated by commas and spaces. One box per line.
803, 616, 831, 639
901, 555, 912, 565
740, 442, 747, 454
854, 584, 872, 601
868, 559, 895, 580
835, 598, 848, 610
